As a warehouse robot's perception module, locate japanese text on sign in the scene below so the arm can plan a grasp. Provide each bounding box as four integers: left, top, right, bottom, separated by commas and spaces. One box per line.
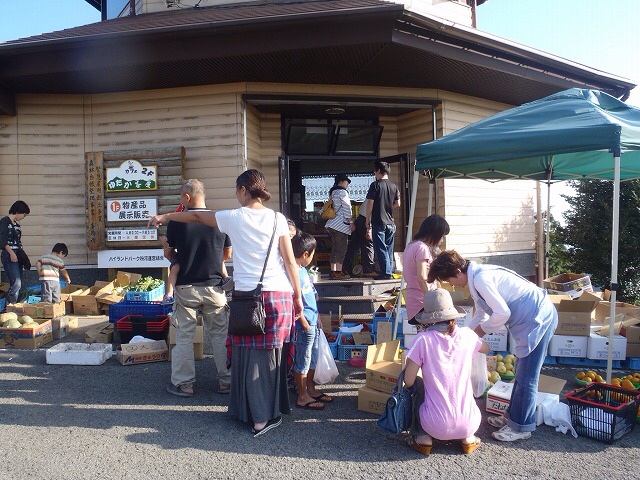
106, 160, 158, 191
107, 229, 158, 242
107, 198, 157, 222
98, 249, 170, 268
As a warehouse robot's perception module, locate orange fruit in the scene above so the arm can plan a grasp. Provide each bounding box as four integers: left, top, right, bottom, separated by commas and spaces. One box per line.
621, 379, 635, 390
583, 376, 594, 383
595, 375, 604, 383
612, 378, 622, 386
586, 370, 598, 379
576, 371, 586, 379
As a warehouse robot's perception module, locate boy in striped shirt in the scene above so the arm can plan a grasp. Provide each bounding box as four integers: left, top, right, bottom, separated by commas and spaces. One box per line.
36, 243, 71, 303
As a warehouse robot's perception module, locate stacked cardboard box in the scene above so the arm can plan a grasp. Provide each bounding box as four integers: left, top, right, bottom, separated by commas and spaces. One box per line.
357, 340, 401, 415
72, 271, 143, 315
0, 319, 53, 349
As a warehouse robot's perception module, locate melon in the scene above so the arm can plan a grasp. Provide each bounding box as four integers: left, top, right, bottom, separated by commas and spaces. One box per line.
18, 315, 34, 325
2, 318, 21, 328
0, 311, 18, 323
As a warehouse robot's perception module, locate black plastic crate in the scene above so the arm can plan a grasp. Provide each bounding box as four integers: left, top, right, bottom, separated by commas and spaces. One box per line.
115, 314, 170, 344
566, 383, 640, 443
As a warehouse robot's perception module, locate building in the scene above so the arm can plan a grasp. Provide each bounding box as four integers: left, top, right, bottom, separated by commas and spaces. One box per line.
0, 0, 635, 280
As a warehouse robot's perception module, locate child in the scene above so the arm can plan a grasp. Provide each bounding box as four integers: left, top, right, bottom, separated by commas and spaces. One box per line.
35, 243, 71, 303
291, 232, 333, 410
162, 204, 231, 302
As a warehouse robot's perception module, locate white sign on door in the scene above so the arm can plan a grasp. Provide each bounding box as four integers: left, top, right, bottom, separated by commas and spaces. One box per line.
107, 198, 157, 222
98, 249, 170, 268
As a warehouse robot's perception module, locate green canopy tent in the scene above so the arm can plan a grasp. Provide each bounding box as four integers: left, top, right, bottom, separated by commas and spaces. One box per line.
412, 88, 640, 381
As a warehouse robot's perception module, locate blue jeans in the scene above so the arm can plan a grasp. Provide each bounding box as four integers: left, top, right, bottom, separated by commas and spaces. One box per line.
293, 326, 319, 374
372, 223, 396, 276
505, 322, 555, 432
1, 251, 22, 304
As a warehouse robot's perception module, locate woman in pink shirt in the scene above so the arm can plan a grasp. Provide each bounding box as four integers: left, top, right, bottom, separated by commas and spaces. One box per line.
404, 288, 489, 456
402, 215, 450, 321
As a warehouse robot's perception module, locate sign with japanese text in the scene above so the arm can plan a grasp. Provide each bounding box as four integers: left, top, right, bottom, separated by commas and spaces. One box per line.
107, 229, 158, 242
106, 160, 157, 192
107, 198, 157, 222
98, 249, 170, 268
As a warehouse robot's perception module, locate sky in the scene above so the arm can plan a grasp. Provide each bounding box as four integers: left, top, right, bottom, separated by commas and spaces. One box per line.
1, 0, 638, 216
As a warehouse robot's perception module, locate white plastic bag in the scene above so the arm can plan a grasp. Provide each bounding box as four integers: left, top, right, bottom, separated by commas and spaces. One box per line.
470, 351, 488, 398
314, 330, 339, 385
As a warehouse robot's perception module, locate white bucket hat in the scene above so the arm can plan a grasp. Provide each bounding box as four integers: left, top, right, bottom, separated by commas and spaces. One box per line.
409, 288, 467, 325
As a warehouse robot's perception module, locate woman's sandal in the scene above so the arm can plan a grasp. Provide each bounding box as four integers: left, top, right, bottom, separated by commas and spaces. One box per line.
461, 436, 481, 454
407, 436, 432, 456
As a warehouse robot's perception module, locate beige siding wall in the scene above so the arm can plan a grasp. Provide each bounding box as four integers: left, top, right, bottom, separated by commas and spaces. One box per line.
0, 83, 535, 268
437, 93, 536, 257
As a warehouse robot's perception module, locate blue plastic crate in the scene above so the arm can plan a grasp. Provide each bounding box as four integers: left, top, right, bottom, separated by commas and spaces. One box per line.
337, 332, 373, 361
27, 295, 42, 304
557, 356, 622, 369
0, 296, 5, 312
543, 355, 557, 365
109, 299, 174, 323
326, 331, 339, 359
623, 357, 640, 369
125, 284, 165, 302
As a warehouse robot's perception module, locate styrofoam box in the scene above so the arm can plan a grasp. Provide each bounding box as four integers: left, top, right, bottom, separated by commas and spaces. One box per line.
46, 343, 113, 365
548, 334, 589, 358
586, 333, 627, 360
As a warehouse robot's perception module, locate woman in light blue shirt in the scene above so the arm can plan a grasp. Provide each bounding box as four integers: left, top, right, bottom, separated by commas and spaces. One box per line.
427, 250, 557, 443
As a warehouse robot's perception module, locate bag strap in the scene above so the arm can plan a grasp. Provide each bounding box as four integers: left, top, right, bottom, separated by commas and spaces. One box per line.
257, 211, 278, 289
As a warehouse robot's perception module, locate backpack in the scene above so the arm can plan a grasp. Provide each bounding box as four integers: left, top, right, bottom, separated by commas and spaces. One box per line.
321, 198, 336, 220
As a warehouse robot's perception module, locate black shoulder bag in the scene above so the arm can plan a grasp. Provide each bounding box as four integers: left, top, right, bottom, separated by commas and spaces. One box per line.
227, 213, 278, 336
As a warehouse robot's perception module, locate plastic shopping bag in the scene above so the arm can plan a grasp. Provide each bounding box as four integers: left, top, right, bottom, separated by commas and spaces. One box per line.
471, 351, 488, 398
314, 330, 339, 385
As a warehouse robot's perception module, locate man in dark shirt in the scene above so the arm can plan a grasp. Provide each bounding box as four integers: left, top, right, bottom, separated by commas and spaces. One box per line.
165, 179, 232, 397
365, 161, 401, 280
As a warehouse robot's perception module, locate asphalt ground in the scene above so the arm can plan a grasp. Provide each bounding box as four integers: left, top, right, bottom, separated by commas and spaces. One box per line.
1, 317, 639, 480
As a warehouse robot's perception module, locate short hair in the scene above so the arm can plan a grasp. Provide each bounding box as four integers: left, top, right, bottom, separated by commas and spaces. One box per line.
413, 215, 450, 246
181, 179, 206, 199
52, 243, 68, 256
236, 169, 271, 202
427, 250, 469, 283
374, 161, 390, 175
9, 201, 30, 215
291, 232, 317, 259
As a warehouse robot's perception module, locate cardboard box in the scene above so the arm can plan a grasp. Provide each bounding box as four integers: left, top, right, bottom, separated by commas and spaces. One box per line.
84, 322, 114, 343
548, 334, 589, 358
553, 294, 599, 336
96, 271, 144, 305
22, 301, 65, 319
0, 319, 53, 349
626, 342, 640, 358
319, 313, 342, 335
594, 301, 640, 324
586, 332, 626, 360
116, 340, 169, 365
544, 273, 592, 299
375, 321, 393, 344
168, 323, 204, 361
483, 327, 508, 352
625, 325, 640, 343
357, 385, 391, 415
60, 284, 89, 314
52, 315, 78, 340
486, 374, 566, 415
72, 282, 110, 315
365, 340, 401, 393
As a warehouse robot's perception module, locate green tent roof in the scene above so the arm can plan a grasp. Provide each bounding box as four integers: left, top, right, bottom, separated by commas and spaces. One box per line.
415, 89, 640, 181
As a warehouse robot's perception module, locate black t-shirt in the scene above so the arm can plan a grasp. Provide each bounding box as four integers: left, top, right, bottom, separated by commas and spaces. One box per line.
366, 179, 399, 226
166, 208, 231, 287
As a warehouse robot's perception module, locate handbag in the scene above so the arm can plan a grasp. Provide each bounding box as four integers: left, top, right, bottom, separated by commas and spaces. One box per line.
314, 330, 339, 385
227, 213, 277, 336
377, 369, 413, 434
321, 198, 335, 220
16, 248, 31, 271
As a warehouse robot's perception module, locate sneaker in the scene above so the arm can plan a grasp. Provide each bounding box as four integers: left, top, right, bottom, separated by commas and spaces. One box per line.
487, 415, 508, 428
329, 271, 350, 280
252, 416, 282, 437
166, 383, 194, 397
492, 426, 531, 442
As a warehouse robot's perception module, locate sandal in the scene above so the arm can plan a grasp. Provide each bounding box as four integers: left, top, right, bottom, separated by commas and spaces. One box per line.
461, 436, 481, 454
407, 436, 432, 456
492, 426, 532, 442
216, 383, 231, 394
310, 393, 333, 403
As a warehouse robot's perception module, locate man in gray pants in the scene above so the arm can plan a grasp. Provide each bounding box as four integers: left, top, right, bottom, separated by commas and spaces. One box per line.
164, 179, 232, 397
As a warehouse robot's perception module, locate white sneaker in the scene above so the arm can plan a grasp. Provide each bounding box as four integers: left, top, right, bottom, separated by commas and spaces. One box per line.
487, 416, 508, 428
492, 426, 531, 442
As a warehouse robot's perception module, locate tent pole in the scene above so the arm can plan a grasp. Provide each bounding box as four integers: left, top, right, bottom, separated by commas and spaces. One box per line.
536, 182, 544, 286
606, 150, 621, 383
545, 181, 551, 281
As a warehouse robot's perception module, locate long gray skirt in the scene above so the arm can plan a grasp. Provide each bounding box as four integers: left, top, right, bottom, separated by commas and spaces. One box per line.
228, 345, 291, 424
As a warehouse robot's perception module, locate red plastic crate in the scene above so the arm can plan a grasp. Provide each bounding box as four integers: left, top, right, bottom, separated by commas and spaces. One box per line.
115, 314, 170, 344
566, 383, 640, 443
